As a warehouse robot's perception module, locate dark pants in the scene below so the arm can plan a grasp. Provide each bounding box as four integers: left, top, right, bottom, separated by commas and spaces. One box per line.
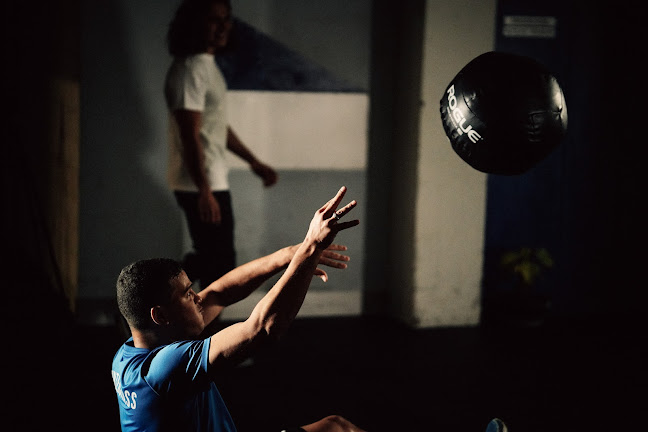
174, 190, 236, 289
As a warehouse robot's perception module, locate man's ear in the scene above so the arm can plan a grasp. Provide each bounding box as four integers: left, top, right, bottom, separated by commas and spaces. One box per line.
151, 306, 169, 326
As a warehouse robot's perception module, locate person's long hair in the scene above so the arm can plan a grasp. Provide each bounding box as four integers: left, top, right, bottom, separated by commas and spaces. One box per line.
167, 0, 231, 57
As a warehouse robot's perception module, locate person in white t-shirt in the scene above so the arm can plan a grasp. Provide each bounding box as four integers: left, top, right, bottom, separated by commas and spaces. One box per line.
164, 0, 278, 290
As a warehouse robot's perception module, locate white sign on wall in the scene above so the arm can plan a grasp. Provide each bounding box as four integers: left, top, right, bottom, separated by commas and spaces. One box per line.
502, 15, 557, 39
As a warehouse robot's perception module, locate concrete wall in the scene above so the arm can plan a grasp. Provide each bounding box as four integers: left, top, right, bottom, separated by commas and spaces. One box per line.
363, 0, 495, 327
413, 1, 495, 326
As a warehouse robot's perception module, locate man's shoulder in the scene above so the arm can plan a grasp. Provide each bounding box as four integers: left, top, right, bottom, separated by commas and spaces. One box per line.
145, 339, 211, 387
149, 339, 209, 364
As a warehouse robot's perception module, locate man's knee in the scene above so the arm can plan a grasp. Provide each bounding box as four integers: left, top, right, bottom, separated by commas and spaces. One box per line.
318, 415, 361, 432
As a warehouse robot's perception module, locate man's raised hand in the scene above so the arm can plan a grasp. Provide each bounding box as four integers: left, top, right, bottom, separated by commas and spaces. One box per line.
305, 186, 359, 250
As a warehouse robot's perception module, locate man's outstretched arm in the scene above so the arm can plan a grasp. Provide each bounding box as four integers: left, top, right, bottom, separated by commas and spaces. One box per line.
197, 243, 352, 328
205, 187, 359, 371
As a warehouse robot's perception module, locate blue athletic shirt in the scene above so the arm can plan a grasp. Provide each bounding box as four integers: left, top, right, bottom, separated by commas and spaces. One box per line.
111, 337, 237, 432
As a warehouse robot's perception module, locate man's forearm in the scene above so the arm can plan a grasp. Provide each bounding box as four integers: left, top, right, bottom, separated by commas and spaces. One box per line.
201, 246, 295, 307
226, 127, 258, 165
248, 240, 323, 337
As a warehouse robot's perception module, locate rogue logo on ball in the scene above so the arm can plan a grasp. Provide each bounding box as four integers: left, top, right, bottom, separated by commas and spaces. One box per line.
446, 85, 482, 144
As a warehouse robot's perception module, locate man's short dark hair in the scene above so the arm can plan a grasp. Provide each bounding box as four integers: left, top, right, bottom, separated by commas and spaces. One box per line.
167, 0, 232, 57
116, 258, 184, 329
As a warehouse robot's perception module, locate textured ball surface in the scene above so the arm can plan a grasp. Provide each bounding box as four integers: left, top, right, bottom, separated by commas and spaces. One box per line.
440, 51, 568, 175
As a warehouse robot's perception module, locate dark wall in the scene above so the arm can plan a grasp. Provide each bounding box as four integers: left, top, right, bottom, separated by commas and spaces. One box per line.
362, 0, 425, 317
483, 0, 645, 322
4, 2, 81, 430
3, 2, 79, 318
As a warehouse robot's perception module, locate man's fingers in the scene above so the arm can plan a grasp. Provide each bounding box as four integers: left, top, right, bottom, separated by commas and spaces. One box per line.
319, 186, 349, 216
326, 244, 348, 252
325, 186, 347, 214
333, 200, 357, 220
320, 252, 350, 268
320, 258, 348, 269
314, 268, 329, 282
334, 219, 360, 231
322, 251, 350, 262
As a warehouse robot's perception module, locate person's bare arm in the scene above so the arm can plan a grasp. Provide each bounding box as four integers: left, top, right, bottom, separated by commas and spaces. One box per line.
206, 187, 359, 371
173, 109, 221, 223
197, 243, 352, 328
226, 126, 278, 187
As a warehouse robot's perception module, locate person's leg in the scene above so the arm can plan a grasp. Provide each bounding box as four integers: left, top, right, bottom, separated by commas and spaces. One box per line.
201, 190, 236, 284
299, 415, 366, 432
174, 191, 236, 288
288, 415, 505, 432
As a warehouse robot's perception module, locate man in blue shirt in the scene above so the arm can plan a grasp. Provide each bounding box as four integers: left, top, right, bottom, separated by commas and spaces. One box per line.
112, 187, 365, 432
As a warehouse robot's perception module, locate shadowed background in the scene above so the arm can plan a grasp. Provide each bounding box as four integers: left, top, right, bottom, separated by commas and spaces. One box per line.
3, 0, 645, 431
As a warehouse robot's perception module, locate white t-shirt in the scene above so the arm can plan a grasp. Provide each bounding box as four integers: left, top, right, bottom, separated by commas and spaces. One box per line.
165, 53, 229, 192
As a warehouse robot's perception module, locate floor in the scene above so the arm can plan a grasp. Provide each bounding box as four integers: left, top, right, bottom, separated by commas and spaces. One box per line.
12, 305, 644, 432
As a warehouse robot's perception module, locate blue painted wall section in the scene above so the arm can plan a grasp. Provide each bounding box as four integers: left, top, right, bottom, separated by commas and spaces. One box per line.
215, 18, 365, 92
483, 0, 645, 322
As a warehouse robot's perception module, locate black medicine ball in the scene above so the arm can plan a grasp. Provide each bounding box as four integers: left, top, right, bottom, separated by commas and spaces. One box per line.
440, 51, 567, 175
